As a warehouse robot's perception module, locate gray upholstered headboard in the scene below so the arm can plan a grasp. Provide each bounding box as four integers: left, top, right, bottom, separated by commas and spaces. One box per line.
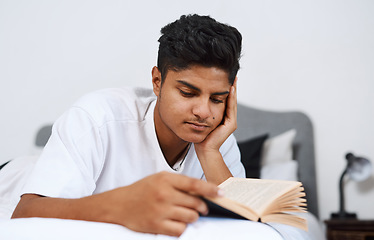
235, 103, 319, 218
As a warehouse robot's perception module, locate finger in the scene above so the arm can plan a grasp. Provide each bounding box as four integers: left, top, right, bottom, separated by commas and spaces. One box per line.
225, 77, 238, 124
158, 219, 187, 237
233, 76, 238, 104
168, 189, 208, 215
168, 205, 201, 223
232, 78, 237, 118
172, 175, 220, 198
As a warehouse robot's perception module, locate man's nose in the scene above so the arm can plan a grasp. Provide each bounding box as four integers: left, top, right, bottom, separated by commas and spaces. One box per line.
192, 99, 211, 120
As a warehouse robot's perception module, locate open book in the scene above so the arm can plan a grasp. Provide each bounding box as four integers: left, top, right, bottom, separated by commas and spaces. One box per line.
204, 177, 307, 231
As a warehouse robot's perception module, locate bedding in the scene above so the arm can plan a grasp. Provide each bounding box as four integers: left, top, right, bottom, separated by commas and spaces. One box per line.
0, 215, 325, 240
238, 129, 299, 181
260, 160, 298, 181
260, 129, 296, 166
237, 133, 268, 178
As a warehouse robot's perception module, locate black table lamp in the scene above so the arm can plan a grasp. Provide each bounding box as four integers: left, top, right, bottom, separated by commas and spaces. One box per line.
331, 152, 372, 219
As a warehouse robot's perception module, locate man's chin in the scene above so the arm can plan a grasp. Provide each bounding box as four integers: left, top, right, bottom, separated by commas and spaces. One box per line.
180, 134, 207, 144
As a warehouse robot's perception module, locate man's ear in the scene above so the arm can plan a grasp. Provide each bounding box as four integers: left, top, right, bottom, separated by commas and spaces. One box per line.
151, 66, 162, 97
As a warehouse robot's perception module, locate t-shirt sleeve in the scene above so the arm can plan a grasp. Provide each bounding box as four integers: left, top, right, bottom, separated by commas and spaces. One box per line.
220, 134, 245, 178
21, 107, 104, 199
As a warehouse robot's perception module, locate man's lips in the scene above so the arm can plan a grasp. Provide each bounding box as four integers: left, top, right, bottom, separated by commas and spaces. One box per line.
186, 122, 210, 131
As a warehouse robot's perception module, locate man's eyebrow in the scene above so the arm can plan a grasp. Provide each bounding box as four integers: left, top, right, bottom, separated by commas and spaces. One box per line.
177, 80, 201, 92
176, 80, 230, 95
212, 90, 230, 96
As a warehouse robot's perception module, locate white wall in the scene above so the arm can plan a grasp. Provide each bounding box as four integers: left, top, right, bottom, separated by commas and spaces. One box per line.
1, 0, 373, 221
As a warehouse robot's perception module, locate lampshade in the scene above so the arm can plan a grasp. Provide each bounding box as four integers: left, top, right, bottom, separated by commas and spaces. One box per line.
331, 152, 372, 219
346, 153, 372, 182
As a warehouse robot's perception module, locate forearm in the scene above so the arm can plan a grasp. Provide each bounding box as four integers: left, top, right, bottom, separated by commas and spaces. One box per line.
11, 172, 221, 237
196, 149, 232, 185
11, 194, 110, 224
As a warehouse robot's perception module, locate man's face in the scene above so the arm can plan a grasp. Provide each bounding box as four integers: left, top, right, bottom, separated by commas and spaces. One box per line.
152, 65, 231, 144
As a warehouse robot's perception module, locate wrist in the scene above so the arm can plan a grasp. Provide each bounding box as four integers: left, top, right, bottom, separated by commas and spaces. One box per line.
195, 146, 220, 160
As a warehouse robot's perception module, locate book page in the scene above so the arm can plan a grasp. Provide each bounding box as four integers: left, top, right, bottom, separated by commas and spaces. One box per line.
261, 213, 308, 231
218, 178, 301, 216
262, 190, 306, 215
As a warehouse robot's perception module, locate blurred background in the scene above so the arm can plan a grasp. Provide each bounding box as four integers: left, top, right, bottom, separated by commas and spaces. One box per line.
1, 0, 373, 221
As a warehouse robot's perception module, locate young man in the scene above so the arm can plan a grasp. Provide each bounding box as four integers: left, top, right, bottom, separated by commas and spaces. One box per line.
12, 14, 244, 237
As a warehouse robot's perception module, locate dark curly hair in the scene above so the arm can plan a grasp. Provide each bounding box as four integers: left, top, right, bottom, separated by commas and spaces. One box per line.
157, 14, 242, 85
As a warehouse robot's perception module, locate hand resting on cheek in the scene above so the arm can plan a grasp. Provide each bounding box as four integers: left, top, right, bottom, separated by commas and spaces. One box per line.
194, 78, 238, 185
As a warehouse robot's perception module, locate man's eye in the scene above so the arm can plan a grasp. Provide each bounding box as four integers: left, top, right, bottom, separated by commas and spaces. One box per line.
211, 98, 224, 104
180, 90, 194, 97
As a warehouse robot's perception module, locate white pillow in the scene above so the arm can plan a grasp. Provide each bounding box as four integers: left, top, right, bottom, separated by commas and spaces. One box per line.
260, 160, 298, 181
260, 129, 296, 166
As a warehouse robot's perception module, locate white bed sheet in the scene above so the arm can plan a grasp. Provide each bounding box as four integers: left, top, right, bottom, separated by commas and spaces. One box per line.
0, 217, 282, 240
269, 212, 326, 240
0, 214, 325, 240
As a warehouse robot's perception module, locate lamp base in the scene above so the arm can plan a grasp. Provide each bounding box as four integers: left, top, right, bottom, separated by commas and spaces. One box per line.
330, 212, 357, 219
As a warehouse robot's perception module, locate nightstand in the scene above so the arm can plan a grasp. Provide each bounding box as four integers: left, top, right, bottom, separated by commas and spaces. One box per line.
325, 219, 374, 240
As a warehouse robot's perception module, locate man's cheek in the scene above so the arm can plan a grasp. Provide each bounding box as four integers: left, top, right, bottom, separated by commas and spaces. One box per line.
213, 115, 225, 128
218, 109, 226, 125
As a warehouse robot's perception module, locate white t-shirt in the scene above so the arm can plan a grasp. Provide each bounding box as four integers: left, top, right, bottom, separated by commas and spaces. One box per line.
22, 87, 245, 199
